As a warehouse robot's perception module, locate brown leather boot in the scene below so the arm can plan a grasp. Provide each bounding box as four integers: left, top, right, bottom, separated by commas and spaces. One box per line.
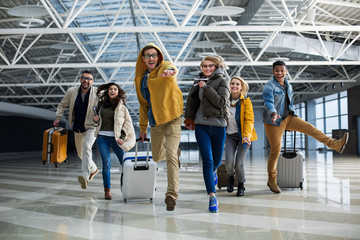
267, 177, 281, 194
104, 188, 112, 200
165, 195, 176, 211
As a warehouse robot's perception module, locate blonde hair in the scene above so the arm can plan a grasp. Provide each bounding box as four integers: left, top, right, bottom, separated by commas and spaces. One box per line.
230, 76, 249, 96
200, 55, 228, 70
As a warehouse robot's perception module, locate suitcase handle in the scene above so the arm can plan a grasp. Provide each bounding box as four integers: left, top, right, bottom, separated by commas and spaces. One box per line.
51, 125, 68, 136
136, 138, 150, 142
284, 130, 296, 154
134, 138, 150, 169
59, 128, 68, 136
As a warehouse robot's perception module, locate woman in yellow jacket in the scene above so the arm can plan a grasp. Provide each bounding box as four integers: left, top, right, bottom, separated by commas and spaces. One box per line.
225, 76, 257, 196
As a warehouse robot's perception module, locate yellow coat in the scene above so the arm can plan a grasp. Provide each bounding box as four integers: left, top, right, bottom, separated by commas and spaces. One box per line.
134, 43, 183, 132
238, 94, 258, 142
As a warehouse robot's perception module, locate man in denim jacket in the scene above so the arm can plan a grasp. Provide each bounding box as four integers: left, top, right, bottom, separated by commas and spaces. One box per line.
262, 61, 349, 194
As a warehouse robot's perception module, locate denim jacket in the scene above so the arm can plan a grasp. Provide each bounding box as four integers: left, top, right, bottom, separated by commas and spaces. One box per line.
262, 77, 295, 126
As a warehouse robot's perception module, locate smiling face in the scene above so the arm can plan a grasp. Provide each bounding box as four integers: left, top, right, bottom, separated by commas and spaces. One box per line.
142, 48, 159, 72
108, 84, 119, 99
273, 65, 287, 83
80, 72, 94, 90
230, 78, 242, 95
201, 60, 217, 78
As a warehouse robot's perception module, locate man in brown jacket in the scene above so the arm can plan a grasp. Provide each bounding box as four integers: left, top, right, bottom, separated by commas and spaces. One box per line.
54, 70, 99, 189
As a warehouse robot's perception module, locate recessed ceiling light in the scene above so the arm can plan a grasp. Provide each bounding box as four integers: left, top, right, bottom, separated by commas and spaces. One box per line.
265, 46, 293, 53
49, 42, 77, 50
202, 6, 245, 16
57, 53, 77, 58
209, 20, 237, 26
268, 57, 290, 62
192, 41, 224, 48
17, 18, 45, 28
7, 5, 48, 17
231, 43, 258, 48
226, 56, 247, 61
196, 52, 218, 58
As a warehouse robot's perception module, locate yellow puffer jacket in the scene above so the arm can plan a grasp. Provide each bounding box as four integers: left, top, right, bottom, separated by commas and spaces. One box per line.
239, 94, 258, 142
134, 43, 183, 132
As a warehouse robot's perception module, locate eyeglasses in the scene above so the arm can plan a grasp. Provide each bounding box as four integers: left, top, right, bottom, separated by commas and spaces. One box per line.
202, 64, 216, 68
144, 54, 158, 59
81, 76, 93, 81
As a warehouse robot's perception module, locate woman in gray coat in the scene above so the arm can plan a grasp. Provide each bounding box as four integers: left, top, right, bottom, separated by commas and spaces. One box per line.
184, 55, 230, 213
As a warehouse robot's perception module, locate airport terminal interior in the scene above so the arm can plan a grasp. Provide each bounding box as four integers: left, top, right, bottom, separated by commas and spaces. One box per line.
1, 0, 360, 239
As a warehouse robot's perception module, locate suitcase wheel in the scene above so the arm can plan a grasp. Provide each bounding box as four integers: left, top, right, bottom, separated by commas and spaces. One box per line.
42, 161, 46, 165
124, 199, 127, 203
300, 182, 303, 190
150, 198, 153, 202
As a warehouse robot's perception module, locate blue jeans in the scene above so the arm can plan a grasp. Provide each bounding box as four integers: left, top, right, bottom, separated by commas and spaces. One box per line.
195, 124, 226, 194
97, 135, 125, 189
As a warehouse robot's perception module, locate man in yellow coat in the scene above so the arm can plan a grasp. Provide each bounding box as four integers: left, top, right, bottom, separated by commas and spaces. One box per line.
134, 43, 183, 211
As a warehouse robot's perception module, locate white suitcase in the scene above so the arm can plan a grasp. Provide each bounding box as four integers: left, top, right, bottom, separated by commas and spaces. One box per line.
277, 131, 305, 189
121, 138, 157, 202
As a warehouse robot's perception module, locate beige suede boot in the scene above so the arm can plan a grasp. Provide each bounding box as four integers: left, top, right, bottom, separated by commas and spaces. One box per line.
327, 132, 349, 154
267, 176, 281, 194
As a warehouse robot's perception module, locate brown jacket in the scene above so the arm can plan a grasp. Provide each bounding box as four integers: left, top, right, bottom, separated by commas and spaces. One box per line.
55, 86, 98, 129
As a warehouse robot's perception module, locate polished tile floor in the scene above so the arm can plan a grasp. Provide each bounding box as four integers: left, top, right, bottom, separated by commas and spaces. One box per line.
0, 150, 360, 240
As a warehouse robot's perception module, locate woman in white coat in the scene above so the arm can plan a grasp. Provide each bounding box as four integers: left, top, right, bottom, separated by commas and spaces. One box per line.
93, 83, 135, 200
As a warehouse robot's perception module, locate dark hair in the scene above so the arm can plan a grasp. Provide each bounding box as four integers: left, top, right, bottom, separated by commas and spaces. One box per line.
96, 82, 126, 107
272, 60, 286, 69
142, 46, 159, 56
81, 70, 93, 77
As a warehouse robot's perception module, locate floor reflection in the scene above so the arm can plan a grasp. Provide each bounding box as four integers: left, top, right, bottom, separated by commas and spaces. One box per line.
0, 150, 359, 239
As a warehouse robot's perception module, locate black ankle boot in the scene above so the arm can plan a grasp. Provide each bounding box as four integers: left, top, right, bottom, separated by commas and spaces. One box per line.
227, 176, 235, 193
236, 182, 245, 197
